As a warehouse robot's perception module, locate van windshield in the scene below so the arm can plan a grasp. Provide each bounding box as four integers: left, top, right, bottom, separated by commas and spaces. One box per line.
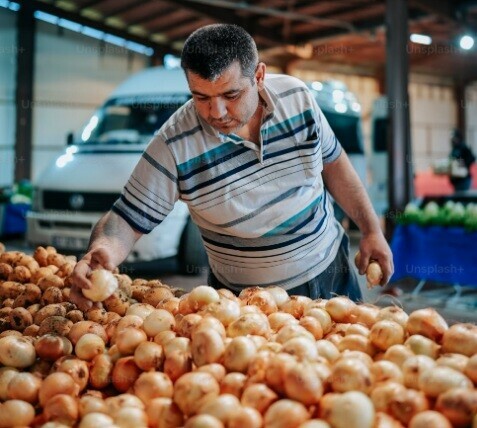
77, 94, 191, 145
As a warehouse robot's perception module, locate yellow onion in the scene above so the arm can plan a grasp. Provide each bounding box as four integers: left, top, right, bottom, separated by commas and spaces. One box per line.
435, 388, 477, 428
338, 334, 376, 356
401, 355, 435, 389
265, 353, 296, 394
191, 329, 225, 367
0, 335, 36, 368
220, 372, 247, 398
6, 372, 42, 404
78, 395, 108, 417
115, 327, 147, 355
405, 334, 440, 359
315, 340, 340, 363
246, 290, 278, 315
304, 308, 332, 335
35, 334, 72, 361
442, 323, 477, 356
197, 363, 226, 383
193, 316, 226, 340
370, 360, 403, 385
268, 312, 298, 332
143, 309, 175, 337
406, 308, 448, 342
52, 356, 89, 392
125, 302, 155, 320
264, 399, 310, 428
276, 324, 315, 344
265, 286, 290, 308
39, 372, 78, 407
164, 350, 192, 382
133, 372, 173, 405
89, 354, 113, 390
227, 313, 270, 338
465, 354, 477, 383
223, 336, 257, 373
346, 324, 370, 337
184, 414, 224, 428
284, 362, 324, 405
377, 306, 409, 329
299, 316, 324, 340
370, 320, 405, 351
436, 353, 469, 372
43, 394, 79, 426
146, 397, 184, 428
388, 388, 429, 425
371, 381, 406, 413
299, 421, 331, 428
113, 406, 148, 428
383, 344, 414, 368
354, 303, 380, 327
133, 341, 164, 371
0, 399, 36, 427
281, 296, 311, 319
198, 393, 241, 424
282, 336, 318, 360
418, 366, 473, 397
173, 372, 219, 416
241, 383, 278, 414
176, 313, 202, 338
331, 358, 372, 393
105, 393, 144, 416
409, 411, 452, 428
201, 298, 241, 327
320, 391, 375, 428
78, 413, 114, 428
163, 337, 191, 358
112, 357, 141, 392
188, 285, 220, 310
373, 412, 405, 428
325, 297, 357, 323
75, 333, 105, 361
228, 406, 263, 428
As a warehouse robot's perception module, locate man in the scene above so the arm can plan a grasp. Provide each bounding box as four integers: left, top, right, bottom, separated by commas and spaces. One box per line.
71, 24, 393, 311
449, 129, 475, 192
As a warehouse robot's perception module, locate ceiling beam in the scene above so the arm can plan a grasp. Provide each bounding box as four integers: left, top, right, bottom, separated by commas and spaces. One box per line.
127, 5, 177, 26
106, 0, 148, 18
77, 0, 107, 10
409, 0, 457, 19
160, 0, 286, 46
20, 0, 180, 57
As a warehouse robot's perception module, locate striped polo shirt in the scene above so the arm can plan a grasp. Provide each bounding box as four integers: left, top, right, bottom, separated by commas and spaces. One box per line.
113, 73, 345, 291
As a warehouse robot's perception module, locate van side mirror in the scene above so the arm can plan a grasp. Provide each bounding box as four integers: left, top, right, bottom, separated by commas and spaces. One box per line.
66, 132, 74, 146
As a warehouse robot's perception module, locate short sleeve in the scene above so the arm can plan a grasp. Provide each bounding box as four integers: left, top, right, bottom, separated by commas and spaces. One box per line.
309, 94, 343, 164
112, 136, 179, 234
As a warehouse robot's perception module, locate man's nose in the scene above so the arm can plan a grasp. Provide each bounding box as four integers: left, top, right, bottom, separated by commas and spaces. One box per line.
209, 98, 227, 119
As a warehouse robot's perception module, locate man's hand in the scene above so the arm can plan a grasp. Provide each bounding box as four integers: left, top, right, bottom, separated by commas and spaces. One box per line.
70, 247, 116, 311
355, 231, 394, 286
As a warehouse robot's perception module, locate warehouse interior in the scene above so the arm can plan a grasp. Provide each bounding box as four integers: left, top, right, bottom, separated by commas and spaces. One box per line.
1, 1, 477, 426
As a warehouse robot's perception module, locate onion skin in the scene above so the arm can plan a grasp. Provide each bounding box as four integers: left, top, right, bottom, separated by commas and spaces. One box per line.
409, 411, 452, 428
6, 372, 42, 404
264, 399, 310, 428
388, 389, 429, 425
284, 362, 324, 405
320, 391, 375, 428
370, 320, 405, 351
435, 388, 477, 427
220, 372, 247, 398
39, 372, 78, 407
0, 400, 36, 427
184, 414, 224, 428
43, 394, 79, 426
325, 297, 357, 323
146, 397, 184, 428
442, 323, 477, 357
465, 354, 477, 383
133, 372, 173, 405
402, 355, 435, 389
418, 366, 473, 397
0, 335, 36, 368
241, 383, 278, 413
228, 406, 263, 428
331, 358, 372, 393
112, 357, 141, 392
173, 372, 220, 416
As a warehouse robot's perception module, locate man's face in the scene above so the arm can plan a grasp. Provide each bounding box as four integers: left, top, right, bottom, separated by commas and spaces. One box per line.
187, 61, 265, 134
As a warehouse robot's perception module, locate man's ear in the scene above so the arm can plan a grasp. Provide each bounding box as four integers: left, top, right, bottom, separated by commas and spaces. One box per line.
255, 62, 266, 90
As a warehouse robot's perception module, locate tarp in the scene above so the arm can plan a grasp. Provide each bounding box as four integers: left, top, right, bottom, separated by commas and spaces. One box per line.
391, 224, 477, 286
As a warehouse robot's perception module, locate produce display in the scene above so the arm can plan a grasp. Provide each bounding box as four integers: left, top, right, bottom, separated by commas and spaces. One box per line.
400, 201, 477, 231
0, 242, 476, 428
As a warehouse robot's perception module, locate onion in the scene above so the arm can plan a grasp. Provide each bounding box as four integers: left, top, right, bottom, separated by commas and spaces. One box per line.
388, 388, 429, 425
126, 302, 155, 320
299, 421, 331, 428
436, 353, 469, 372
264, 399, 310, 428
367, 261, 383, 286
163, 337, 191, 358
406, 308, 448, 342
217, 288, 238, 301
465, 354, 477, 383
370, 320, 405, 351
281, 296, 311, 319
142, 309, 175, 337
220, 372, 247, 398
284, 362, 324, 405
241, 383, 278, 413
89, 354, 113, 389
198, 393, 240, 423
346, 324, 370, 337
75, 333, 105, 361
354, 303, 380, 327
133, 341, 164, 371
223, 336, 257, 373
325, 297, 357, 323
0, 335, 36, 368
44, 394, 79, 425
201, 298, 241, 327
435, 388, 477, 427
113, 406, 148, 428
112, 357, 141, 392
184, 414, 224, 428
377, 306, 409, 329
106, 394, 144, 416
176, 313, 202, 338
165, 351, 193, 382
189, 285, 220, 310
265, 353, 296, 394
268, 312, 298, 332
320, 391, 375, 428
373, 412, 404, 428
331, 358, 372, 393
338, 334, 376, 356
173, 372, 220, 416
39, 372, 78, 407
79, 413, 114, 428
276, 324, 315, 344
197, 363, 226, 383
6, 372, 42, 403
154, 330, 177, 347
401, 355, 435, 389
383, 344, 415, 367
78, 395, 108, 416
418, 365, 473, 397
68, 321, 108, 346
82, 269, 118, 302
156, 297, 180, 316
241, 304, 262, 314
193, 316, 226, 340
178, 293, 194, 315
370, 361, 403, 385
247, 350, 272, 384
371, 381, 406, 412
115, 327, 147, 355
405, 335, 440, 359
299, 316, 324, 340
0, 399, 35, 427
247, 290, 278, 315
266, 286, 290, 308
304, 308, 332, 335
409, 411, 452, 428
315, 340, 340, 363
35, 334, 72, 361
146, 397, 184, 428
227, 313, 271, 338
52, 356, 89, 392
191, 329, 225, 367
282, 336, 318, 361
442, 323, 477, 356
133, 372, 173, 405
228, 406, 263, 428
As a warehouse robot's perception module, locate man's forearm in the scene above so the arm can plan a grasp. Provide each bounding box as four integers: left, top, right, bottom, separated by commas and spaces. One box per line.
322, 152, 381, 235
88, 210, 143, 266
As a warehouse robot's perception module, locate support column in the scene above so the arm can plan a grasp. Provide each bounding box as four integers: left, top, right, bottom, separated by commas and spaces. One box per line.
454, 80, 466, 135
14, 1, 36, 181
385, 0, 413, 236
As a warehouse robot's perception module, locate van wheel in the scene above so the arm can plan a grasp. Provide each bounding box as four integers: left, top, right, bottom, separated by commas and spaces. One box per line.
178, 217, 207, 275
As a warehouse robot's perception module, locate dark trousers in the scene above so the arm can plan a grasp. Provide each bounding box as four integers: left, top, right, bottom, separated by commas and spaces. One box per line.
208, 234, 362, 302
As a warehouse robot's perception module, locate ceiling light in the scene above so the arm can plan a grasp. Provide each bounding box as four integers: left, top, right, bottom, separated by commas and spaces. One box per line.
459, 35, 475, 50
410, 33, 432, 45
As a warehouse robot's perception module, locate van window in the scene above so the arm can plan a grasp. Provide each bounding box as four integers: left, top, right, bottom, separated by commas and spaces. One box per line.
322, 111, 364, 154
373, 117, 389, 153
78, 94, 191, 145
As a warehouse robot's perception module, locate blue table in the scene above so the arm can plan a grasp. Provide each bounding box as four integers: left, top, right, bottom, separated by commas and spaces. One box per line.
391, 224, 477, 286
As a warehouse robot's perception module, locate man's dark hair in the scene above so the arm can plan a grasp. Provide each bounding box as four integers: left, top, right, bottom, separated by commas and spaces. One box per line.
181, 24, 258, 81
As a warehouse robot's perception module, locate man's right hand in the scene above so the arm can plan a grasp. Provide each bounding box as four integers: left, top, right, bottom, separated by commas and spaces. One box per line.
70, 247, 116, 312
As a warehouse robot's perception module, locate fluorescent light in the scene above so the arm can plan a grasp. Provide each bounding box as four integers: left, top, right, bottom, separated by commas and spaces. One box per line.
34, 11, 58, 24
82, 26, 104, 40
0, 1, 19, 11
335, 103, 347, 113
460, 35, 475, 50
311, 81, 323, 91
410, 33, 432, 45
332, 89, 344, 102
58, 18, 82, 32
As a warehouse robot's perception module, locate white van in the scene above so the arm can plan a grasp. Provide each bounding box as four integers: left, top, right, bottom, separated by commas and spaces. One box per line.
27, 67, 206, 272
